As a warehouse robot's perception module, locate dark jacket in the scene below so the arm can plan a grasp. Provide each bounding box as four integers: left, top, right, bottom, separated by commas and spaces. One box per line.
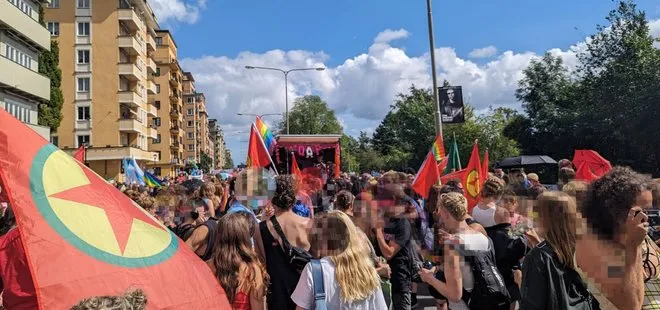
485, 223, 527, 287
520, 241, 600, 310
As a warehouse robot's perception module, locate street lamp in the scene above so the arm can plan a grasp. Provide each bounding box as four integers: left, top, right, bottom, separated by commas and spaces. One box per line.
245, 65, 326, 134
236, 112, 282, 118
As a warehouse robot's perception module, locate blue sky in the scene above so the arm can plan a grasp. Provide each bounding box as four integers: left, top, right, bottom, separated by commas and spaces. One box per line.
150, 0, 660, 165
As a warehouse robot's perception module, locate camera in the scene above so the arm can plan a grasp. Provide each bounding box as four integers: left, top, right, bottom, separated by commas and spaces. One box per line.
647, 210, 660, 241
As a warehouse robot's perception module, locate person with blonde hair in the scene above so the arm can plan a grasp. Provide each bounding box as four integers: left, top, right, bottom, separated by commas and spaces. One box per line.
70, 289, 147, 310
520, 192, 598, 309
209, 212, 268, 310
291, 211, 386, 309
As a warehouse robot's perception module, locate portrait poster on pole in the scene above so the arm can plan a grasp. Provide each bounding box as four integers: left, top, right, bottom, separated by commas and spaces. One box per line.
439, 86, 465, 124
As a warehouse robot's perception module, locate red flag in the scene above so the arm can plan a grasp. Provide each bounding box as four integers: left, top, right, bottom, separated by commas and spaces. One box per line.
246, 123, 276, 170
440, 168, 466, 185
412, 152, 440, 199
463, 142, 482, 213
481, 148, 489, 183
572, 150, 611, 181
437, 157, 448, 175
291, 153, 302, 177
72, 145, 86, 162
0, 109, 230, 309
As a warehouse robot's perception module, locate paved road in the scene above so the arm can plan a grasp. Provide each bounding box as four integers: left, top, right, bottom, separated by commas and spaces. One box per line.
415, 284, 439, 309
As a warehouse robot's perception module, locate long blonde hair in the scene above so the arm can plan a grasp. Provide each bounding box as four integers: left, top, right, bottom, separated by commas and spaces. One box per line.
310, 211, 380, 302
536, 192, 579, 269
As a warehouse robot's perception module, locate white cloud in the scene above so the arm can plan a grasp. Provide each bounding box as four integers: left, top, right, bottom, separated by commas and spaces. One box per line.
468, 46, 498, 58
181, 21, 660, 163
150, 0, 206, 24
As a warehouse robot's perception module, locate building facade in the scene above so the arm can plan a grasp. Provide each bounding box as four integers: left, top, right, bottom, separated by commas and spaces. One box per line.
181, 72, 210, 167
44, 0, 160, 179
0, 0, 52, 139
147, 29, 183, 177
208, 118, 226, 169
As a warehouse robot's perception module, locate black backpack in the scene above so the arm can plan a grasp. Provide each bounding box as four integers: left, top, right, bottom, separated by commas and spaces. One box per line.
175, 223, 195, 241
461, 239, 512, 310
270, 216, 313, 274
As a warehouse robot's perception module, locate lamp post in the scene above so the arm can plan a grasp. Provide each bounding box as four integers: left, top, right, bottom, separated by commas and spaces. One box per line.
426, 0, 443, 137
245, 66, 325, 134
236, 113, 282, 118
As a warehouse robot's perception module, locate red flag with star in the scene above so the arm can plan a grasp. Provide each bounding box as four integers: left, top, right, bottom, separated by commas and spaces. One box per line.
463, 141, 482, 213
0, 109, 229, 309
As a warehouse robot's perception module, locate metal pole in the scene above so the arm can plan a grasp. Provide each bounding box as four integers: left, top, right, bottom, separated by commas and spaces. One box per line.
427, 0, 443, 137
284, 71, 289, 134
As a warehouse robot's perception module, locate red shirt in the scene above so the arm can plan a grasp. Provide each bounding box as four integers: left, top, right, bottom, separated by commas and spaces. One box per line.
0, 228, 37, 310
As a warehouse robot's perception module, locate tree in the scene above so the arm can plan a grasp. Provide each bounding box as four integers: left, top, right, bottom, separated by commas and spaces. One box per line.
223, 149, 234, 169
507, 0, 660, 175
277, 96, 343, 135
199, 152, 213, 172
38, 5, 63, 131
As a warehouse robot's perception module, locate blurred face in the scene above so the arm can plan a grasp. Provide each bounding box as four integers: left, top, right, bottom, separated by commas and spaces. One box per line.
638, 190, 653, 211
447, 89, 455, 101
495, 169, 504, 178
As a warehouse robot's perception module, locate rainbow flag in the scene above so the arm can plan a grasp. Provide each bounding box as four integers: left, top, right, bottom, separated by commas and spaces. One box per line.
143, 171, 163, 188
255, 116, 276, 151
431, 133, 446, 162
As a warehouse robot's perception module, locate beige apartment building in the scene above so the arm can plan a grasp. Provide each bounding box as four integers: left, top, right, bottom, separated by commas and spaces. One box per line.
0, 0, 51, 139
208, 118, 227, 169
44, 0, 160, 179
146, 29, 183, 177
181, 72, 211, 167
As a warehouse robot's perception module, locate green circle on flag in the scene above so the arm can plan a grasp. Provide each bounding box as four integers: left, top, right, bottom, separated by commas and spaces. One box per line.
29, 144, 178, 268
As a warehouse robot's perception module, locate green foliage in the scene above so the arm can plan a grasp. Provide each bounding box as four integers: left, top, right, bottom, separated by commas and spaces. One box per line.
223, 149, 234, 169
38, 5, 63, 131
277, 95, 343, 134
199, 152, 213, 172
505, 0, 660, 175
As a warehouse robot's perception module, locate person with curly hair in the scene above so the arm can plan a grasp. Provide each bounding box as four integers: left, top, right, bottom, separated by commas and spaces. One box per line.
254, 175, 310, 310
471, 177, 505, 228
576, 166, 654, 309
208, 212, 268, 310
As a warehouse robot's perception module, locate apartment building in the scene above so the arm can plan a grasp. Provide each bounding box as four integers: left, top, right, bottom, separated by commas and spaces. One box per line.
181, 72, 211, 167
146, 29, 183, 177
0, 0, 51, 139
44, 0, 161, 179
208, 118, 227, 169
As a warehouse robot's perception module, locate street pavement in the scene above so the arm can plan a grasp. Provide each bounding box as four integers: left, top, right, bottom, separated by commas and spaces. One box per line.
415, 284, 438, 309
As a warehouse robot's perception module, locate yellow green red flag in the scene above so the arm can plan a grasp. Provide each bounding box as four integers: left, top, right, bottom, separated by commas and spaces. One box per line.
0, 109, 229, 309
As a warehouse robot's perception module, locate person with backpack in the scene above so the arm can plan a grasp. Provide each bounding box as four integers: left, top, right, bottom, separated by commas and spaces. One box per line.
254, 175, 311, 310
184, 197, 219, 261
291, 211, 386, 309
419, 192, 511, 310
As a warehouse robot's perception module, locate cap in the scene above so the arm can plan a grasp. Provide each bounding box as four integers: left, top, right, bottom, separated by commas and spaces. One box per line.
527, 173, 539, 182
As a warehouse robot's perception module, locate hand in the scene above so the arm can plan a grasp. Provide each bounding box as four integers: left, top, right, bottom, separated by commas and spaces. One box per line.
377, 263, 391, 278
620, 207, 649, 249
513, 269, 522, 287
437, 229, 460, 246
264, 204, 275, 218
418, 268, 435, 284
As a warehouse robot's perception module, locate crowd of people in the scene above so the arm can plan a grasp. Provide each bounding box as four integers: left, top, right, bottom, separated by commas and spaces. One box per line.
0, 160, 660, 309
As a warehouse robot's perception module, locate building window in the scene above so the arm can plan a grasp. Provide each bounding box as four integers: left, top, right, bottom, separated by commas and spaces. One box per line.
155, 68, 160, 76
187, 132, 194, 139
77, 77, 90, 92
188, 144, 194, 151
51, 136, 59, 147
77, 135, 90, 147
152, 117, 161, 127
3, 98, 32, 124
4, 43, 33, 70
154, 134, 161, 144
47, 22, 60, 36
187, 120, 193, 127
77, 106, 90, 120
154, 101, 161, 109
155, 37, 163, 46
188, 156, 194, 161
77, 50, 90, 64
8, 0, 33, 18
77, 22, 90, 36
156, 84, 160, 94
77, 0, 90, 8
47, 0, 60, 8
187, 108, 193, 116
187, 97, 193, 104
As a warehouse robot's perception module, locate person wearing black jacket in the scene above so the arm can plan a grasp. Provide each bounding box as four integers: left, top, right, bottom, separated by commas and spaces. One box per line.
486, 207, 540, 308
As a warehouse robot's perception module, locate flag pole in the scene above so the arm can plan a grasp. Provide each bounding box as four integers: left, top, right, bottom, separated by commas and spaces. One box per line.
427, 0, 443, 138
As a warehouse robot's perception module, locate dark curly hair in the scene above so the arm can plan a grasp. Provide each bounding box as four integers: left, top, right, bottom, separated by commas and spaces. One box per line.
272, 175, 296, 210
584, 166, 652, 240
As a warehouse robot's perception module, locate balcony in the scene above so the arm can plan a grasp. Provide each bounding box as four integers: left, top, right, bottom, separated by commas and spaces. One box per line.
169, 59, 179, 71
147, 57, 157, 74
169, 75, 180, 87
169, 107, 180, 119
0, 54, 50, 101
0, 0, 49, 50
119, 117, 142, 133
147, 102, 157, 117
148, 126, 158, 139
118, 91, 140, 108
170, 142, 180, 150
118, 8, 142, 32
170, 126, 180, 134
147, 80, 157, 95
68, 146, 157, 162
169, 91, 180, 103
146, 34, 156, 52
118, 36, 141, 56
118, 63, 140, 81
